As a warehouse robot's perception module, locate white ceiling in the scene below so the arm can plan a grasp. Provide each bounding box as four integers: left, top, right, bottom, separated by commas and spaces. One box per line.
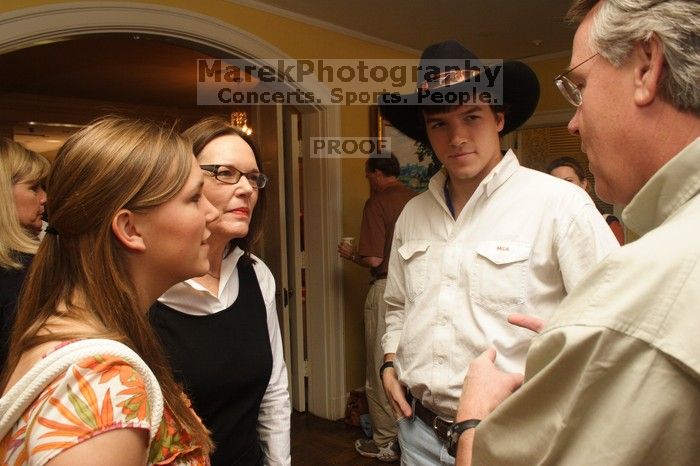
244, 0, 576, 59
13, 123, 82, 156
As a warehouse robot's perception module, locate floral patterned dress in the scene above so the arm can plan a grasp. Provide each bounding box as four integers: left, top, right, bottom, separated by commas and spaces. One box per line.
0, 343, 209, 465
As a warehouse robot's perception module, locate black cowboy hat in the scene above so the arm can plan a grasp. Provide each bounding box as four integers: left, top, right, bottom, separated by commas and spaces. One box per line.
378, 40, 540, 143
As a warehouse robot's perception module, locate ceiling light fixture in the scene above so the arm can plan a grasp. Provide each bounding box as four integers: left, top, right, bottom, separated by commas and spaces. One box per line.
231, 111, 253, 136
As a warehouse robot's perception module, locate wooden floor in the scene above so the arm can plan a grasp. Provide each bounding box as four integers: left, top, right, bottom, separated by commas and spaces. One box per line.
291, 411, 392, 466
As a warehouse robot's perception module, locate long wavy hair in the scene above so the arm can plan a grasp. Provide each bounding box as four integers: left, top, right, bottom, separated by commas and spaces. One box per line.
0, 117, 212, 453
183, 115, 266, 263
0, 138, 49, 269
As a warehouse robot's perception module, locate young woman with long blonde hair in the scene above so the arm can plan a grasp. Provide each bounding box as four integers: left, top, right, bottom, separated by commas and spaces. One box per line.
0, 117, 218, 465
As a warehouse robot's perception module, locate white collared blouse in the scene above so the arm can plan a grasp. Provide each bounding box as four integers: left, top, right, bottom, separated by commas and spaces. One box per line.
158, 247, 291, 466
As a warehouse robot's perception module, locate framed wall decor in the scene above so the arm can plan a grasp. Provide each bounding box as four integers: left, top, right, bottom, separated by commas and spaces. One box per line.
370, 106, 437, 193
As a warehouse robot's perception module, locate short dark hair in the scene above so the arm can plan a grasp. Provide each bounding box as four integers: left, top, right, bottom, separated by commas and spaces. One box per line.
421, 104, 506, 140
546, 156, 586, 181
367, 153, 400, 177
422, 103, 505, 117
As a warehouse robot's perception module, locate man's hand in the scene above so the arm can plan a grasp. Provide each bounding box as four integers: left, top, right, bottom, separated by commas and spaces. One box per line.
456, 348, 524, 422
337, 241, 355, 261
508, 313, 546, 334
381, 366, 413, 420
453, 349, 524, 466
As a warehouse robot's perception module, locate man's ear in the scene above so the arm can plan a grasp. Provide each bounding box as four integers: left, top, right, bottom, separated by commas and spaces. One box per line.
495, 111, 505, 132
111, 209, 146, 252
633, 34, 665, 107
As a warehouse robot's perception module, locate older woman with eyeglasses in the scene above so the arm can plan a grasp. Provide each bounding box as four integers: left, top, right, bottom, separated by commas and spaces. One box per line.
150, 116, 290, 466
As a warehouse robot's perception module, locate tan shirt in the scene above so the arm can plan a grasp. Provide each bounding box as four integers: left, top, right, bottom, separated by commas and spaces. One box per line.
473, 138, 700, 465
358, 182, 416, 278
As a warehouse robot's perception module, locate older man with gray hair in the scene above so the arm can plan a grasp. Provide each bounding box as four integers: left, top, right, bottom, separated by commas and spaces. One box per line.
453, 0, 700, 465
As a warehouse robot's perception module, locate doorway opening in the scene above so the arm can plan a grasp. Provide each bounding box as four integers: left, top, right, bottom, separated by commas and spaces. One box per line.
0, 1, 346, 419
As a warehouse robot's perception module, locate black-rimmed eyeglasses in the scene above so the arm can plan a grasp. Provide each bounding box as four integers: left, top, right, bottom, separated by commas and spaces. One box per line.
554, 52, 599, 107
200, 164, 269, 189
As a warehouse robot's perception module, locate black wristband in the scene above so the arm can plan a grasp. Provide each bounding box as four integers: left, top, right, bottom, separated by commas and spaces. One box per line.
447, 418, 481, 457
379, 360, 394, 379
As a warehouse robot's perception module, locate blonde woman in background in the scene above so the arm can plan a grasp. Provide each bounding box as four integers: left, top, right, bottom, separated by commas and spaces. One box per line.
0, 139, 49, 371
0, 117, 219, 465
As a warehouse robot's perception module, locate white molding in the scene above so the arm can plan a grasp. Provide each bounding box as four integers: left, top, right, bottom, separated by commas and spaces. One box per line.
0, 1, 286, 57
301, 107, 345, 418
226, 0, 421, 56
0, 0, 347, 420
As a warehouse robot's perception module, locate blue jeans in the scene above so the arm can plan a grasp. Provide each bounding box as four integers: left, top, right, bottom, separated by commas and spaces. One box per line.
398, 411, 455, 466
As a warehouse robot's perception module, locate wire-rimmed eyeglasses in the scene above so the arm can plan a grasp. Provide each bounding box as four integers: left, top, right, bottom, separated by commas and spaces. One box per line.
554, 52, 599, 107
200, 164, 269, 189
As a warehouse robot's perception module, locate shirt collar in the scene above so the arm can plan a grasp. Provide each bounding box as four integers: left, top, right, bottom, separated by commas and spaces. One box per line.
482, 149, 520, 197
623, 138, 700, 236
181, 246, 242, 295
428, 149, 520, 210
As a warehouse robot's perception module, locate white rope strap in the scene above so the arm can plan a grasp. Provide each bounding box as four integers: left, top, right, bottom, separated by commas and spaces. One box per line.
0, 339, 164, 443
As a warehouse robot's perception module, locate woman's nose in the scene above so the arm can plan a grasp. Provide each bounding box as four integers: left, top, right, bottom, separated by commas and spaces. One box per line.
202, 194, 220, 224
234, 175, 255, 196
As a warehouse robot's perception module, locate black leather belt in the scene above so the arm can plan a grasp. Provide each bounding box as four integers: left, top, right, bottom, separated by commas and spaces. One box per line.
413, 397, 454, 442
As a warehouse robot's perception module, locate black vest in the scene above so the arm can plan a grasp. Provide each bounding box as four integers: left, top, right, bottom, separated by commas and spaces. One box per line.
150, 259, 273, 466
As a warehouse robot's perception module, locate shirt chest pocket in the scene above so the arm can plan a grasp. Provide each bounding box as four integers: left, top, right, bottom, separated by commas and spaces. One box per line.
398, 240, 430, 302
470, 241, 530, 312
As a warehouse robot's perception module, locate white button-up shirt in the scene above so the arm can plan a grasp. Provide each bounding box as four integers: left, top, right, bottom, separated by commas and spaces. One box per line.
382, 151, 619, 417
158, 248, 291, 466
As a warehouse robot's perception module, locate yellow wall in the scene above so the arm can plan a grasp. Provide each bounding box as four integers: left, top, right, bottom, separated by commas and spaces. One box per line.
529, 55, 575, 112
0, 0, 574, 399
0, 0, 416, 396
338, 105, 374, 391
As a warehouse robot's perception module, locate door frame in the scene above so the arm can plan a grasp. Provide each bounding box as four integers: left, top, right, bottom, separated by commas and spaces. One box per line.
0, 1, 346, 419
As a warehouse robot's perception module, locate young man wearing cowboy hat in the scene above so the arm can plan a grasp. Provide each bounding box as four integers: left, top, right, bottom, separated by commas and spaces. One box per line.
377, 40, 619, 465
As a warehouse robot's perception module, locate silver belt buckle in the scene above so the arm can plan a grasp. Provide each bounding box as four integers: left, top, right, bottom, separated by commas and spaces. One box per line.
432, 415, 454, 435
